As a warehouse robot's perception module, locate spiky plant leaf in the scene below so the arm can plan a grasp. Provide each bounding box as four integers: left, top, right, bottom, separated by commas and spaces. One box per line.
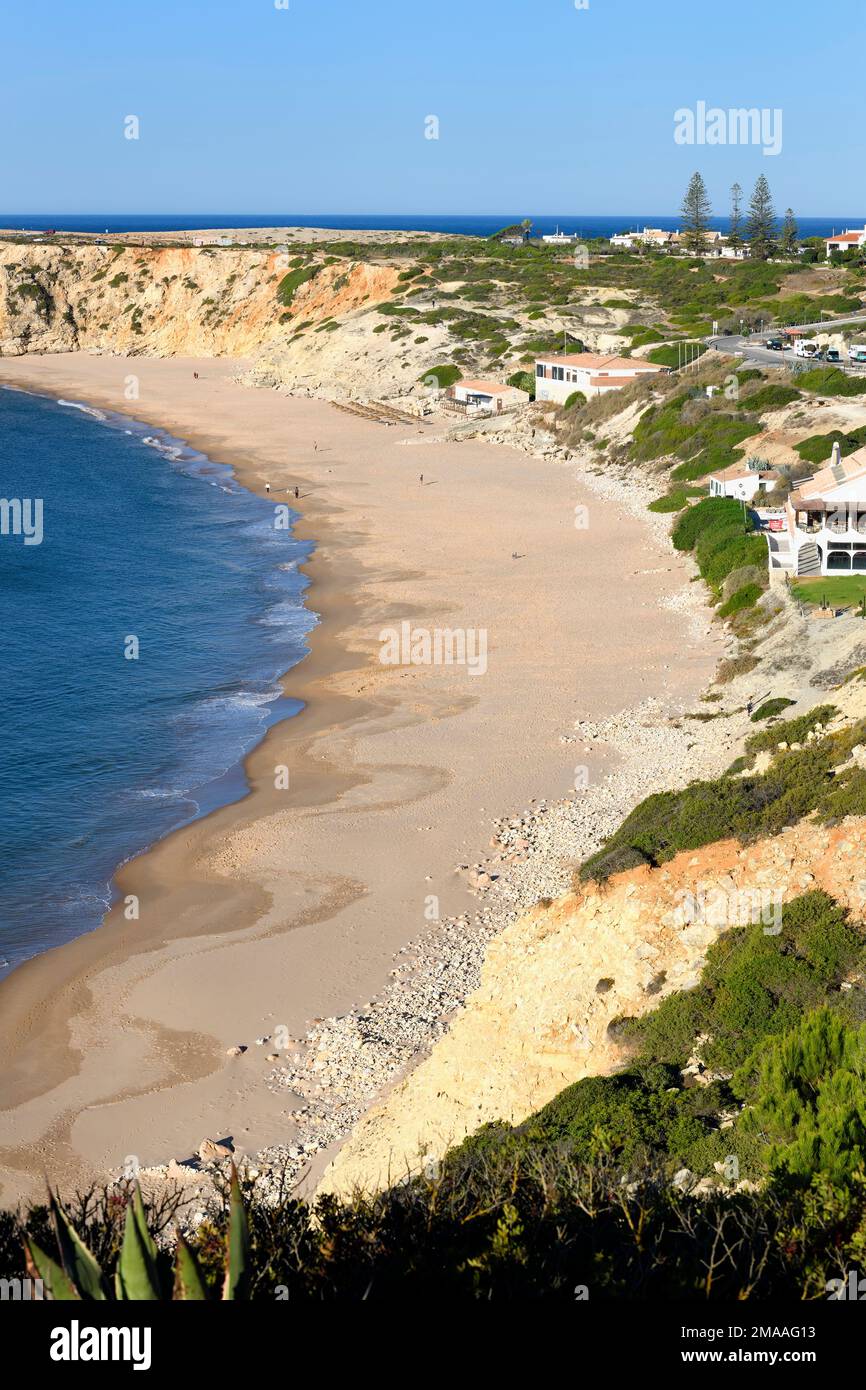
173, 1235, 210, 1300
222, 1163, 251, 1300
115, 1184, 162, 1300
49, 1190, 107, 1300
25, 1238, 81, 1301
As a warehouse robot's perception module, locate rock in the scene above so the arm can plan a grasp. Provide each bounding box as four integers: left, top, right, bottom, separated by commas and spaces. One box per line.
672, 1167, 695, 1191
226, 1045, 246, 1057
199, 1138, 235, 1164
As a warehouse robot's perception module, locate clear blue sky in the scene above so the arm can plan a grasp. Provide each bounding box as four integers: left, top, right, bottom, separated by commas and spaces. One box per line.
1, 0, 860, 216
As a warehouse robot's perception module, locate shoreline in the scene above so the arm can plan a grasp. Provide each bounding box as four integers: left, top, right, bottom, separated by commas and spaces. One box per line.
0, 354, 724, 1206
0, 386, 316, 983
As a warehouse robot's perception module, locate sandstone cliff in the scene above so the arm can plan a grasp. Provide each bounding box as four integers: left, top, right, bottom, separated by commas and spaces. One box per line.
317, 812, 866, 1198
0, 243, 397, 361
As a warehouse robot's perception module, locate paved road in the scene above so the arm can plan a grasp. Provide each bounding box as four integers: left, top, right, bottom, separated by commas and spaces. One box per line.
706, 312, 866, 371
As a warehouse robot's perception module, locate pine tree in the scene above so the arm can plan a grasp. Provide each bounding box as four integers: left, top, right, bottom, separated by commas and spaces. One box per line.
681, 172, 712, 254
728, 182, 743, 247
746, 175, 776, 260
781, 208, 799, 256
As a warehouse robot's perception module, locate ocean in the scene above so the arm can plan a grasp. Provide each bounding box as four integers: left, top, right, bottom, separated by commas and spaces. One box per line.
0, 387, 316, 978
0, 213, 858, 239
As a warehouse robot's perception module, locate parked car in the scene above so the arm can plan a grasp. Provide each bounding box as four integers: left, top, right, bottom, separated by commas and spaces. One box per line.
765, 337, 784, 350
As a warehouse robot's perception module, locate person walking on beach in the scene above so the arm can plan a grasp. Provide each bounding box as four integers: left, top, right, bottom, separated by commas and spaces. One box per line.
294, 486, 299, 499
193, 371, 199, 379
419, 473, 424, 485
265, 482, 270, 494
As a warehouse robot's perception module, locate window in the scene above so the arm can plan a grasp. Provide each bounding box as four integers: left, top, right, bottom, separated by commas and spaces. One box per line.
536, 364, 544, 377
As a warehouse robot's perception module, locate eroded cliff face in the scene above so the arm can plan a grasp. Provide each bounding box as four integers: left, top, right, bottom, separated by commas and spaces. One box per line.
0, 244, 398, 360
317, 816, 866, 1198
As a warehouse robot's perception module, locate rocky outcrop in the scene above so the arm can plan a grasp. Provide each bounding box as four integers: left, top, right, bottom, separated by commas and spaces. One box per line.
317, 816, 866, 1198
0, 244, 397, 360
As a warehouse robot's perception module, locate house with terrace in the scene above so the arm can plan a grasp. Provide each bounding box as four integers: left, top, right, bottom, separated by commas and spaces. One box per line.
443, 379, 529, 416
774, 442, 866, 576
534, 352, 667, 404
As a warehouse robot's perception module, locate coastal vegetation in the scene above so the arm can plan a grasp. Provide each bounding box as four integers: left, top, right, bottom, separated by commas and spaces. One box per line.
578, 705, 866, 883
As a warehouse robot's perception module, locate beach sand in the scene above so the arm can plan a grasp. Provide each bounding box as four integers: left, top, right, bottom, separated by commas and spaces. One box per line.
0, 354, 721, 1205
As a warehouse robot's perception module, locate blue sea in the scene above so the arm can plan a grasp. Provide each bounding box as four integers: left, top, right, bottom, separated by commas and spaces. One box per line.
0, 213, 857, 239
0, 387, 316, 978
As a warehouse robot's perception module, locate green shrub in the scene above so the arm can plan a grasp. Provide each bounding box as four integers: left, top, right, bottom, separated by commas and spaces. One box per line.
418, 364, 461, 388
796, 366, 866, 397
276, 266, 319, 306
734, 1009, 866, 1186
563, 390, 586, 409
578, 715, 864, 883
718, 583, 762, 618
646, 342, 708, 368
751, 697, 796, 721
736, 385, 800, 412
795, 427, 866, 465
744, 705, 836, 755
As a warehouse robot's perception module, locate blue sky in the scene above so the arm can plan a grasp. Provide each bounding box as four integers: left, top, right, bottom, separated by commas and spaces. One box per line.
0, 0, 860, 216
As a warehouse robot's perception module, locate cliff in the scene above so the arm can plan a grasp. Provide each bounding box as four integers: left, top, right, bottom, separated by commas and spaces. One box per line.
317, 812, 866, 1198
0, 243, 398, 361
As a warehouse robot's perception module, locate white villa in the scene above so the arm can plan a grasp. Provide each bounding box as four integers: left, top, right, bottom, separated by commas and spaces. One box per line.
534, 352, 667, 404
770, 443, 866, 576
443, 379, 529, 415
825, 228, 866, 257
708, 460, 779, 502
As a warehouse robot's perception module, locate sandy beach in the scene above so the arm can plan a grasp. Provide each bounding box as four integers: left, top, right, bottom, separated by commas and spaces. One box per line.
0, 354, 722, 1206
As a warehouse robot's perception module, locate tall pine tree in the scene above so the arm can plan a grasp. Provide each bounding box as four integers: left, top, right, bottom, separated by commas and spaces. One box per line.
681, 172, 712, 254
728, 182, 743, 247
781, 207, 799, 256
746, 175, 776, 260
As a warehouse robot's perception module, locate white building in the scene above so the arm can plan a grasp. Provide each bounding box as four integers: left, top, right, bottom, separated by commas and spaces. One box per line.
825, 228, 866, 257
708, 461, 778, 502
541, 227, 578, 245
776, 443, 866, 576
534, 352, 667, 403
444, 379, 529, 415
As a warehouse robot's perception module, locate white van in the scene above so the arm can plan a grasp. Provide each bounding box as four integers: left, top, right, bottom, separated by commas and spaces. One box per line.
793, 338, 820, 358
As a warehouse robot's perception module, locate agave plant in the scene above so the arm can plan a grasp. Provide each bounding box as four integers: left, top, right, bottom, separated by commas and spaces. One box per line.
24, 1163, 250, 1300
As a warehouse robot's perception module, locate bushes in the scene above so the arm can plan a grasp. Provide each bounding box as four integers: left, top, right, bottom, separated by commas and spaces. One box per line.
622, 893, 864, 1076
645, 341, 707, 368
796, 366, 866, 397
735, 384, 800, 412
577, 713, 866, 883
672, 496, 745, 551
276, 266, 319, 306
647, 489, 694, 513
671, 496, 764, 591
718, 583, 762, 618
795, 427, 866, 465
744, 704, 836, 756
734, 1009, 866, 1186
563, 390, 586, 409
507, 369, 535, 396
418, 363, 461, 388
751, 697, 795, 721
6, 1149, 866, 1300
